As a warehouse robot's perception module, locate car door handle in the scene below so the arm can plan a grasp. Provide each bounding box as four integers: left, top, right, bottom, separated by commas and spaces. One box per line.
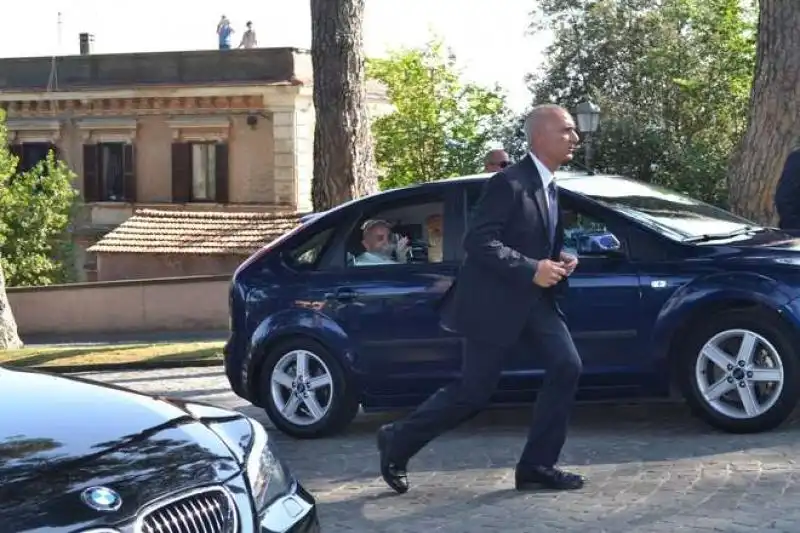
326, 288, 358, 301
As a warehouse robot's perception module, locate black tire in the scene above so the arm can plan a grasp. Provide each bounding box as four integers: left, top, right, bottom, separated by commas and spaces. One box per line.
259, 337, 359, 439
676, 308, 800, 433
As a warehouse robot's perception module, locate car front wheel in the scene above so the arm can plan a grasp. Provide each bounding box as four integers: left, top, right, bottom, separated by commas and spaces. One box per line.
260, 338, 359, 439
678, 309, 800, 433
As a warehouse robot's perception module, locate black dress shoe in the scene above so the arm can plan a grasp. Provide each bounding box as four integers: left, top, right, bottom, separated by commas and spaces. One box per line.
515, 465, 585, 491
376, 424, 409, 494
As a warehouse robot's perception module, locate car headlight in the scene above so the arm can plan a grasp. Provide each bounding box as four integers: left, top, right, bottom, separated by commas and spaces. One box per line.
245, 418, 292, 510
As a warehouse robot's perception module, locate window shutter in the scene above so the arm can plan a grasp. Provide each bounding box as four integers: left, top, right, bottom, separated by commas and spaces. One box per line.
82, 144, 100, 202
123, 143, 137, 202
171, 143, 192, 203
215, 143, 229, 203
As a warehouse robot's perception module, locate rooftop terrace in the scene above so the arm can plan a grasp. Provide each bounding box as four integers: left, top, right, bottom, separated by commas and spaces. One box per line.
0, 48, 309, 92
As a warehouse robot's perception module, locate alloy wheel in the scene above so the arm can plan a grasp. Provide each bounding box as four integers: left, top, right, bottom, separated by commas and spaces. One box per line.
694, 328, 784, 420
270, 349, 334, 426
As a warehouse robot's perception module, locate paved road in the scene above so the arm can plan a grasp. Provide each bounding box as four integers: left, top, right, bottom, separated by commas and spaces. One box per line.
77, 367, 800, 533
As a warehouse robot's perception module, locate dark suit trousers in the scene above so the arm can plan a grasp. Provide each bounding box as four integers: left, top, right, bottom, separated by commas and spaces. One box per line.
390, 295, 583, 468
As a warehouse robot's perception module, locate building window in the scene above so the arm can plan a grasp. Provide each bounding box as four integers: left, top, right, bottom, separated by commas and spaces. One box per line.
191, 143, 217, 201
100, 143, 125, 201
11, 142, 57, 173
82, 142, 136, 202
171, 142, 229, 203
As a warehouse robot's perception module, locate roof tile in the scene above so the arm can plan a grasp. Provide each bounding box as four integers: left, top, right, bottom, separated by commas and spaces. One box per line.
88, 209, 304, 255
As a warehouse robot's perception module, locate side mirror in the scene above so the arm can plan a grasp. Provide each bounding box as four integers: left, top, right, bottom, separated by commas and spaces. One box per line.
575, 233, 625, 257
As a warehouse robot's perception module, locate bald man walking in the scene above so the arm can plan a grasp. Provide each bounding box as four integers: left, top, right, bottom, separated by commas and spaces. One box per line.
377, 104, 586, 494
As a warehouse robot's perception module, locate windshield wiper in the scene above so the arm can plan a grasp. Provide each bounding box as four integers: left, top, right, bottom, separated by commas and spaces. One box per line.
682, 226, 768, 243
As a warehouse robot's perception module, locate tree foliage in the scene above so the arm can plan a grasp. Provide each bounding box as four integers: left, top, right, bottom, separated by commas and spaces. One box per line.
367, 40, 510, 189
0, 111, 80, 287
530, 0, 755, 206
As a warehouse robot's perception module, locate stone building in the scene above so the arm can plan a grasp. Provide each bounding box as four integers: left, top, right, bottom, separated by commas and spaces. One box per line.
0, 46, 390, 281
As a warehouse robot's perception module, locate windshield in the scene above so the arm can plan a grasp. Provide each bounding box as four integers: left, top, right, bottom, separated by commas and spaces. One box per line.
559, 175, 759, 241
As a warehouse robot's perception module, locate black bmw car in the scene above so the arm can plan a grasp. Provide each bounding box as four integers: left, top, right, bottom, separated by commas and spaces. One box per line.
0, 366, 319, 533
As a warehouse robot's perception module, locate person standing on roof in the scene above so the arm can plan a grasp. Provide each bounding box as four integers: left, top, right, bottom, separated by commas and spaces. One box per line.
217, 15, 234, 50
238, 21, 258, 49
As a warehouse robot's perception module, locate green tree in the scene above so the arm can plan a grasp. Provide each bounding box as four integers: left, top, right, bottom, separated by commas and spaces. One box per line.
530, 0, 755, 205
0, 111, 80, 287
367, 40, 509, 189
497, 112, 528, 162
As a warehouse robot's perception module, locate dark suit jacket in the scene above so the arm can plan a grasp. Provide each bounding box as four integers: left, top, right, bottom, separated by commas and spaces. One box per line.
775, 149, 800, 230
440, 154, 565, 347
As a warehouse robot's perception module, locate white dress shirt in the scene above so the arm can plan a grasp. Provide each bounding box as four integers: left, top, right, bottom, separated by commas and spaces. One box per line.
529, 152, 556, 212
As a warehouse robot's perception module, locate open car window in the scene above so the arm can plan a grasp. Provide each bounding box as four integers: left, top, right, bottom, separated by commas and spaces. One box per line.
346, 197, 445, 268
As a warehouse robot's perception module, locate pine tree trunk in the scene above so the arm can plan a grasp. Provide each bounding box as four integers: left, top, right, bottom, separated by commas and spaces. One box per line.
0, 260, 23, 350
728, 0, 800, 224
309, 0, 378, 212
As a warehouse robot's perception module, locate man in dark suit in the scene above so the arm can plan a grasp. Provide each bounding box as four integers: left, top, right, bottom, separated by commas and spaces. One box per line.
775, 148, 800, 230
376, 104, 585, 494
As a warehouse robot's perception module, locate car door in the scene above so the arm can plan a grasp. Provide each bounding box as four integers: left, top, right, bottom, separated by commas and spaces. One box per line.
320, 187, 464, 403
501, 203, 646, 394
555, 200, 645, 379
462, 183, 645, 395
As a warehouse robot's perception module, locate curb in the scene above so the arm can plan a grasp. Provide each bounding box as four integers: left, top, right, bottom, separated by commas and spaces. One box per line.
13, 358, 224, 374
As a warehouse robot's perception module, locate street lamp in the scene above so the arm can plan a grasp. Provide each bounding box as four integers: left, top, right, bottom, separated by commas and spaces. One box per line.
574, 99, 601, 172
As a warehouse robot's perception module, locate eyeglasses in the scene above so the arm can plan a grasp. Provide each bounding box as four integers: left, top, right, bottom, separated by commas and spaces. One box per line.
496, 161, 510, 168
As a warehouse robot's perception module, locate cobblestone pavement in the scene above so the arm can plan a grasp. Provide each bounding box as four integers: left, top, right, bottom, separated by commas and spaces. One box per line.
78, 367, 800, 533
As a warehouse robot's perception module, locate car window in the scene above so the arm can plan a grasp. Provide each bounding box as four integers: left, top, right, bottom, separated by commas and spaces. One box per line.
466, 181, 623, 256
347, 195, 445, 268
283, 227, 336, 271
559, 175, 757, 240
562, 208, 623, 257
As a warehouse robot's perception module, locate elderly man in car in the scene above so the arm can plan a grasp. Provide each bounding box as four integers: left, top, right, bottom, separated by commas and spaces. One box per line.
353, 219, 410, 266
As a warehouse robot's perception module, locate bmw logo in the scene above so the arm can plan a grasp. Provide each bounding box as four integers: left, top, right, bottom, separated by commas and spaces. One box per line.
81, 486, 123, 512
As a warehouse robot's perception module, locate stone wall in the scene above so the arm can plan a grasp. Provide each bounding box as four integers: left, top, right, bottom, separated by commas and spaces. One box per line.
272, 104, 314, 211
7, 275, 230, 336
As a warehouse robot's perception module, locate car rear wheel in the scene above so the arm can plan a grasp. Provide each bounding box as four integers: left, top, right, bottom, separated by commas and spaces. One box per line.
678, 309, 800, 433
260, 338, 359, 439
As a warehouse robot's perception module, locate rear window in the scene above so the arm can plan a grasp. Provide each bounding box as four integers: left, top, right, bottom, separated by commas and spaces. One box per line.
283, 227, 336, 271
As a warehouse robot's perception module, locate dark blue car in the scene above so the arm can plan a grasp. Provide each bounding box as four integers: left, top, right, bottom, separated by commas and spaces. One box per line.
224, 171, 800, 439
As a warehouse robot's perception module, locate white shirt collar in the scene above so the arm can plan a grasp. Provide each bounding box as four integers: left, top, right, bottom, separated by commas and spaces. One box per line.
529, 152, 555, 188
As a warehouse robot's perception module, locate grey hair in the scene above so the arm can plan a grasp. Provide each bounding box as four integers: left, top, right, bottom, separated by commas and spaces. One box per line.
523, 104, 569, 148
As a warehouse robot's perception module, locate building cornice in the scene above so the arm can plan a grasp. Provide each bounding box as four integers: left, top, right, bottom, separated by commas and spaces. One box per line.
1, 94, 269, 118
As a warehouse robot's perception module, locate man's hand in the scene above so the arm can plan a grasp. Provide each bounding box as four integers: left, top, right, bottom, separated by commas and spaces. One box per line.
560, 252, 578, 276
533, 259, 567, 288
395, 236, 410, 263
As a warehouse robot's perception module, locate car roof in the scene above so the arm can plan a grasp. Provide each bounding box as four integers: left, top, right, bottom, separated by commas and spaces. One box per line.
395, 169, 624, 195
438, 170, 605, 185
302, 170, 630, 220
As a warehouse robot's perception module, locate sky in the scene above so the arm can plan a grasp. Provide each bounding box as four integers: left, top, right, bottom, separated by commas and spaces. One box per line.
0, 0, 552, 113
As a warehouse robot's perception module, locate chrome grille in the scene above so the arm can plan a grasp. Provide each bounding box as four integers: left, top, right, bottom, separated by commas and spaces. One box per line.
137, 487, 237, 533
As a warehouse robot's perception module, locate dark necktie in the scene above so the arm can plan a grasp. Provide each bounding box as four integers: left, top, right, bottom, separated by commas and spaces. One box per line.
547, 180, 559, 243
